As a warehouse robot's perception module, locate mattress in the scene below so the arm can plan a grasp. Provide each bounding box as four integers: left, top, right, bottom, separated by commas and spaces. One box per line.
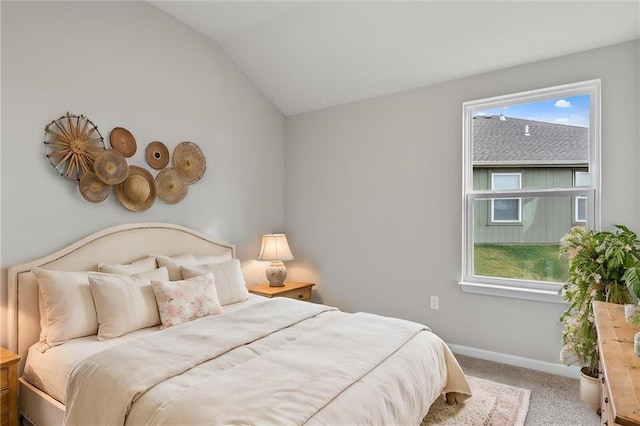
23, 294, 268, 404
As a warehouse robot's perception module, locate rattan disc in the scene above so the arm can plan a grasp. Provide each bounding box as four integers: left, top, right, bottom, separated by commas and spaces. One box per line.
109, 127, 137, 157
93, 149, 128, 185
145, 141, 170, 170
79, 171, 110, 203
155, 167, 188, 204
173, 141, 206, 184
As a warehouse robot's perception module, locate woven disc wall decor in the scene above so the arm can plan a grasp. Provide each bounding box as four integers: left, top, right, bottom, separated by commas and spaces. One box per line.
145, 141, 170, 170
155, 167, 188, 204
78, 171, 110, 203
44, 113, 105, 181
93, 149, 128, 185
109, 127, 137, 157
173, 141, 206, 184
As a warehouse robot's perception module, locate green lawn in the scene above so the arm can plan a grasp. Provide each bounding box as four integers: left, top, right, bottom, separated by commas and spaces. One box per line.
474, 244, 568, 282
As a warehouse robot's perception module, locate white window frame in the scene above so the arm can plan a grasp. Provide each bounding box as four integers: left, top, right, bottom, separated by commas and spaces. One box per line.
573, 171, 590, 224
575, 196, 587, 223
490, 172, 522, 223
460, 80, 601, 303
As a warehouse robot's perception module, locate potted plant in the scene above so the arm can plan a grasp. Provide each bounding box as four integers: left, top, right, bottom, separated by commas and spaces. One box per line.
558, 225, 640, 409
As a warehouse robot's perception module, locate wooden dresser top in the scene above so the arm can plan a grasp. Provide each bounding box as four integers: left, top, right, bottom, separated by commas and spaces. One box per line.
593, 301, 640, 426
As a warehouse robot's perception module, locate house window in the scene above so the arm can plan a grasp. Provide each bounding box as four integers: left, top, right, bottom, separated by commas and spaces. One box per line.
461, 80, 600, 303
491, 173, 521, 223
575, 196, 587, 223
573, 171, 590, 223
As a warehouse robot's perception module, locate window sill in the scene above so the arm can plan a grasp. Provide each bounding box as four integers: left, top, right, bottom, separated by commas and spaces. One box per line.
458, 280, 566, 303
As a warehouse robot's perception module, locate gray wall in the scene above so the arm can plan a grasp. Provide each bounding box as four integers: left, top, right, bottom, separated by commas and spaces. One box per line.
1, 1, 638, 368
0, 1, 285, 347
285, 40, 639, 364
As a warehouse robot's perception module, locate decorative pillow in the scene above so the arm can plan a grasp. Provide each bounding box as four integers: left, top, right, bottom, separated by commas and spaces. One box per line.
89, 267, 169, 340
32, 268, 99, 350
155, 253, 232, 281
152, 273, 223, 328
181, 259, 249, 306
98, 256, 157, 275
36, 287, 51, 353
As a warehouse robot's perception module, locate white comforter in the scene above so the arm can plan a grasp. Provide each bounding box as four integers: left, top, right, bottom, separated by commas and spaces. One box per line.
65, 298, 470, 425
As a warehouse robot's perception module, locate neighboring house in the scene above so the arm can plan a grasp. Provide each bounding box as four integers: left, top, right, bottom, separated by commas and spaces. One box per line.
472, 115, 588, 244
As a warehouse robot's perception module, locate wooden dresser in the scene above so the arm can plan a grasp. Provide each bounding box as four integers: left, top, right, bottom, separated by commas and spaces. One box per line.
0, 347, 20, 426
593, 301, 640, 426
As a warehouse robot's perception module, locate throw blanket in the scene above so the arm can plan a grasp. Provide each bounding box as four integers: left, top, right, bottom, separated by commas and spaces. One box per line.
65, 298, 334, 425
146, 311, 429, 425
65, 298, 457, 425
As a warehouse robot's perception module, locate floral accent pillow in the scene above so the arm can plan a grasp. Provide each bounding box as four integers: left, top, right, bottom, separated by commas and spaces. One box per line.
152, 273, 223, 329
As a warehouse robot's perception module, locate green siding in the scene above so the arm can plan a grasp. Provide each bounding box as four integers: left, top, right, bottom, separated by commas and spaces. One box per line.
473, 167, 583, 244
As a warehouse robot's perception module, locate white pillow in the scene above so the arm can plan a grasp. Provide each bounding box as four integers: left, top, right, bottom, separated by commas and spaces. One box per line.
155, 253, 232, 281
181, 259, 249, 306
152, 273, 223, 328
98, 256, 157, 275
36, 287, 48, 352
89, 267, 169, 340
32, 268, 99, 349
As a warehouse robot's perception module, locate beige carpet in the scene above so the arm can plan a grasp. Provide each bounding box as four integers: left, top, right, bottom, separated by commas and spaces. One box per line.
422, 376, 531, 426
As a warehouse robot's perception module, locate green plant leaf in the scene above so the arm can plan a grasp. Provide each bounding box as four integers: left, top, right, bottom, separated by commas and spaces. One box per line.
623, 266, 640, 299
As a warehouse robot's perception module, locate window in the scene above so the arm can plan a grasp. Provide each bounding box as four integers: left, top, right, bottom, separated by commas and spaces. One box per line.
575, 196, 587, 223
573, 171, 590, 223
461, 80, 600, 303
491, 173, 521, 223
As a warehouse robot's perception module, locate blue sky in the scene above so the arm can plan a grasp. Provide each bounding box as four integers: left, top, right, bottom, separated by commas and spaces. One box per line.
474, 94, 590, 127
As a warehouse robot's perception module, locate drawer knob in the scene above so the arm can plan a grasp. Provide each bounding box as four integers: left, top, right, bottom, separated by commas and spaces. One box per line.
604, 397, 608, 404
298, 294, 304, 299
601, 377, 605, 384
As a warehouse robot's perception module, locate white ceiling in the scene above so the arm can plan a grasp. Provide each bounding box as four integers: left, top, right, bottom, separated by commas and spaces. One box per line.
150, 1, 640, 116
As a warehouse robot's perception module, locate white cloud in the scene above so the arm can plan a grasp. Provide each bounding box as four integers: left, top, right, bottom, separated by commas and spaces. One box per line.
555, 118, 569, 123
555, 99, 571, 108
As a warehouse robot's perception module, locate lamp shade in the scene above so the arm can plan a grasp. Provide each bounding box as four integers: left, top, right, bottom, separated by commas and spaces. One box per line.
257, 234, 294, 262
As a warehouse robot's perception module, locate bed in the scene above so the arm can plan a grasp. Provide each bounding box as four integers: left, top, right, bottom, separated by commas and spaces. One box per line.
7, 222, 471, 425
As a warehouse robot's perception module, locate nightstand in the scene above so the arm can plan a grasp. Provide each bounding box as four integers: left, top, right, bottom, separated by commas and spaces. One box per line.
1, 347, 20, 426
249, 281, 315, 301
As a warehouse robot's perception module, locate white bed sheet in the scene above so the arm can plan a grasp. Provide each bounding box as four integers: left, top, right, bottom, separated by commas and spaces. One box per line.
23, 294, 268, 405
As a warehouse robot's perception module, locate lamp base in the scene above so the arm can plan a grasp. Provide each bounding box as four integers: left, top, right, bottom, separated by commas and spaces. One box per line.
266, 261, 287, 287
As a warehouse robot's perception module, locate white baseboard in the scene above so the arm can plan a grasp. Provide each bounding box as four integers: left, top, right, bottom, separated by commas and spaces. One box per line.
448, 343, 581, 379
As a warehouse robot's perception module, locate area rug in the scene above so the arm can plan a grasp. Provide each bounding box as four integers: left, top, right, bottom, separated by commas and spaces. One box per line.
421, 376, 531, 426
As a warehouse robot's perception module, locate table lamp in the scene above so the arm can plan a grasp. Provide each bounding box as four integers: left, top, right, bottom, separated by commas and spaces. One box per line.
257, 234, 294, 287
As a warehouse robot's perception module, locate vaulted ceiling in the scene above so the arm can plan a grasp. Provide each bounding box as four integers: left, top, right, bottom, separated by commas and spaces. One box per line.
150, 1, 640, 116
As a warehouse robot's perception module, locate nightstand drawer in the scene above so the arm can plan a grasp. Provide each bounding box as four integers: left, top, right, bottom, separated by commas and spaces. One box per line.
0, 347, 21, 426
1, 390, 8, 426
0, 368, 7, 390
279, 287, 312, 301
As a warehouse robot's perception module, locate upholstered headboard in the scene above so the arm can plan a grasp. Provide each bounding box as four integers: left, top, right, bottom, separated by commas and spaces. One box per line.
7, 223, 235, 375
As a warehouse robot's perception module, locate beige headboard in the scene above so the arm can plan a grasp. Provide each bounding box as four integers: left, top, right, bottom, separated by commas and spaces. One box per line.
7, 222, 235, 375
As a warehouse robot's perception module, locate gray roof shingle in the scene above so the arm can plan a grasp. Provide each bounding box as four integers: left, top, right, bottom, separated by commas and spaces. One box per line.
472, 116, 588, 165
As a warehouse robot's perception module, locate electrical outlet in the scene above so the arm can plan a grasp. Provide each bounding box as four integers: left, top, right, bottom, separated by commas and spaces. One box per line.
430, 296, 439, 310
